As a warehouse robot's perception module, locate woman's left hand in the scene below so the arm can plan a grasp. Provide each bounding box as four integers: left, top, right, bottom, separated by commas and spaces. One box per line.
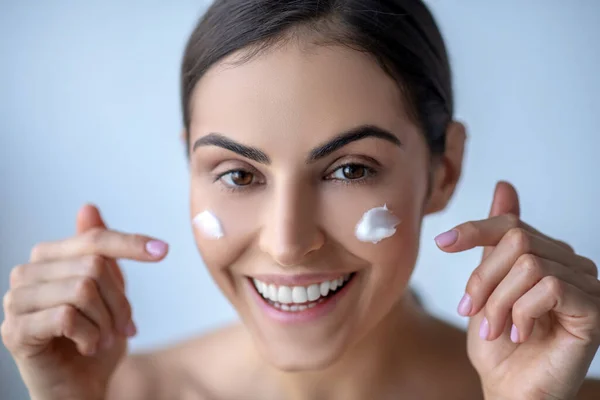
435, 181, 600, 400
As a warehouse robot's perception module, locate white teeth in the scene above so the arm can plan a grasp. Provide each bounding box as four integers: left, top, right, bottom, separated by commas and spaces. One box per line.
277, 286, 293, 304
252, 274, 352, 310
268, 285, 277, 302
292, 286, 308, 303
307, 284, 320, 301
330, 279, 338, 291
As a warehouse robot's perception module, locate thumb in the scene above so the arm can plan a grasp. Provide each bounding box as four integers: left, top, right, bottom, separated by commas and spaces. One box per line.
488, 181, 520, 218
481, 181, 520, 260
75, 203, 126, 288
76, 203, 108, 234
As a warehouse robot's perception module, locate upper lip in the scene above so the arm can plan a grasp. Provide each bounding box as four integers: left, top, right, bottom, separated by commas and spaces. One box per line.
248, 272, 355, 286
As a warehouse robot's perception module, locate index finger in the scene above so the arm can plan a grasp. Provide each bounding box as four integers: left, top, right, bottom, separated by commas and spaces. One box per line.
435, 214, 573, 253
30, 228, 169, 263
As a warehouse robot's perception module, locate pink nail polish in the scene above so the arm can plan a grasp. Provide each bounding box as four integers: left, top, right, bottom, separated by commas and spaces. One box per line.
510, 324, 519, 343
146, 240, 168, 257
457, 293, 472, 316
125, 320, 138, 337
479, 317, 490, 340
434, 230, 458, 247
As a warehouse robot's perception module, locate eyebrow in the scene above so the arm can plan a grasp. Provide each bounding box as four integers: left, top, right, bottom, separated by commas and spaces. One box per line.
192, 124, 402, 164
193, 133, 270, 164
307, 125, 402, 162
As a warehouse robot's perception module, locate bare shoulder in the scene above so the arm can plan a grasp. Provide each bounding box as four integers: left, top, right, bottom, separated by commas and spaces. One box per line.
412, 314, 484, 399
107, 323, 255, 400
578, 378, 600, 399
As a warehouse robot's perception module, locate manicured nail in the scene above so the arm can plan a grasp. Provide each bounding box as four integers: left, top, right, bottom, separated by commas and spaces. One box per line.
101, 333, 114, 350
146, 240, 168, 257
479, 317, 490, 340
434, 230, 458, 247
457, 293, 472, 316
125, 320, 137, 337
510, 324, 519, 343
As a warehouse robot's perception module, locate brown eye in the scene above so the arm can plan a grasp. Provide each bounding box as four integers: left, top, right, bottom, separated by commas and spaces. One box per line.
343, 165, 366, 179
221, 170, 254, 186
332, 164, 367, 180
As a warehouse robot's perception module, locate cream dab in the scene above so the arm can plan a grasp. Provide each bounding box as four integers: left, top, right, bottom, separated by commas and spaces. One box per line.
193, 210, 224, 239
355, 204, 401, 244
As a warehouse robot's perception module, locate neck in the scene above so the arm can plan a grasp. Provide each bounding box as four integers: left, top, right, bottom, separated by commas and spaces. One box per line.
272, 290, 431, 400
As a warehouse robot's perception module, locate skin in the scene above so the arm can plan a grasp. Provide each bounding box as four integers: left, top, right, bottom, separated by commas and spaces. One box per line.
2, 38, 600, 400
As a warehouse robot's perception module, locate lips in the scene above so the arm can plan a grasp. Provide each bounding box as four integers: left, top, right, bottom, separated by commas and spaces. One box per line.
251, 274, 353, 311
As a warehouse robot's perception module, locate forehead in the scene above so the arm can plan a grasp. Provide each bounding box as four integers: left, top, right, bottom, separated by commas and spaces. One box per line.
189, 41, 412, 150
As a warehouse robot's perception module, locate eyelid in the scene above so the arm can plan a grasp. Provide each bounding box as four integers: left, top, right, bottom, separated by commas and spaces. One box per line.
325, 155, 380, 174
212, 160, 262, 176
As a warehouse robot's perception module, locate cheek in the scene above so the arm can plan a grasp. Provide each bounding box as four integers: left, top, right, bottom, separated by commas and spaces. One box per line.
189, 182, 263, 276
319, 182, 423, 272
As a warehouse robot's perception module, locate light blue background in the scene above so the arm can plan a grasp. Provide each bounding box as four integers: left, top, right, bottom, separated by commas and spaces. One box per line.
1, 1, 599, 398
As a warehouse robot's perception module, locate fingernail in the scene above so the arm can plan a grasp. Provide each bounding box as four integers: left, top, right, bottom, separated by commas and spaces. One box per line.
146, 240, 168, 257
434, 230, 458, 247
479, 317, 490, 340
510, 324, 519, 343
457, 293, 472, 316
101, 333, 114, 350
125, 320, 137, 337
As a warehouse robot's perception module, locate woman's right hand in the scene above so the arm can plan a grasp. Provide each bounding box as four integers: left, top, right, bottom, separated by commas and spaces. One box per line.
1, 204, 169, 400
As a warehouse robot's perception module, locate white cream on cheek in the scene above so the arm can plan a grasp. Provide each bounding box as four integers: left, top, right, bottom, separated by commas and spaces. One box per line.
355, 204, 401, 244
193, 210, 224, 239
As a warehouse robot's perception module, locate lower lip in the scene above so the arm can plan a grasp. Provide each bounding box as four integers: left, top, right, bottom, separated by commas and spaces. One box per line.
247, 274, 357, 324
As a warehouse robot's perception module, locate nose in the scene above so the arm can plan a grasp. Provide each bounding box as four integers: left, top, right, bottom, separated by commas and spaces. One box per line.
258, 181, 325, 266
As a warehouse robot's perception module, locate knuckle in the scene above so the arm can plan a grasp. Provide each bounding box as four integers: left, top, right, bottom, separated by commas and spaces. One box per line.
512, 301, 527, 323
542, 276, 564, 297
557, 240, 575, 253
29, 243, 46, 262
74, 278, 98, 305
130, 234, 147, 250
84, 227, 105, 247
2, 291, 15, 314
485, 295, 505, 318
506, 227, 530, 253
0, 319, 16, 349
580, 256, 598, 277
462, 221, 480, 237
9, 264, 26, 287
515, 254, 543, 277
466, 268, 485, 294
83, 255, 106, 279
57, 305, 78, 336
504, 213, 521, 229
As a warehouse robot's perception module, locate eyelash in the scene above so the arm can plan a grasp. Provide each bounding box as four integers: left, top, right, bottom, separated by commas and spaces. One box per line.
213, 163, 378, 193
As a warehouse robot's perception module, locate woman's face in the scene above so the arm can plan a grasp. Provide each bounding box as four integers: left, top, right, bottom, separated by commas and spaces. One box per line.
187, 40, 440, 370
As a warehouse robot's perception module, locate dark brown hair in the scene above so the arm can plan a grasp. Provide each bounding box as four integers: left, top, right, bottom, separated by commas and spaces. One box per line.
181, 0, 453, 154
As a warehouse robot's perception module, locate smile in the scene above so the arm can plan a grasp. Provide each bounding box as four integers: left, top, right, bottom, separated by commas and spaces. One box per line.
251, 273, 355, 312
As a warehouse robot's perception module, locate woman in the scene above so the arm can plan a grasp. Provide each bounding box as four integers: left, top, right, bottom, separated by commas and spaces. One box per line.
2, 0, 600, 398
